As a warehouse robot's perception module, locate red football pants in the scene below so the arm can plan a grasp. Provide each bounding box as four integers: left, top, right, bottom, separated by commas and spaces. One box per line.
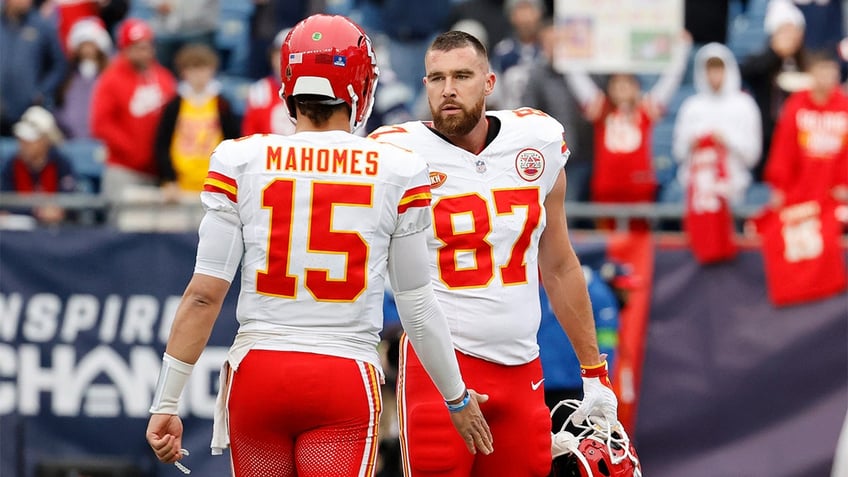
228, 350, 383, 477
397, 335, 552, 477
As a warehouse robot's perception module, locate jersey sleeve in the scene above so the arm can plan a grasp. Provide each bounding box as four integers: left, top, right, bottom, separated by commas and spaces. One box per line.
533, 114, 570, 181
201, 140, 240, 216
504, 108, 570, 171
195, 140, 245, 281
535, 114, 570, 196
393, 163, 433, 238
560, 128, 572, 167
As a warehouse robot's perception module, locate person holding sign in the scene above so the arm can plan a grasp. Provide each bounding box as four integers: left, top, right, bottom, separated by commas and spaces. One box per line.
566, 31, 692, 213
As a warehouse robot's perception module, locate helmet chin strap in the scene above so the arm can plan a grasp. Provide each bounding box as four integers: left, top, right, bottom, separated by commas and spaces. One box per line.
347, 84, 360, 133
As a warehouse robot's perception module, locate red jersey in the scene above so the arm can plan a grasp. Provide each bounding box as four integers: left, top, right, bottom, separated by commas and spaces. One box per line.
755, 199, 847, 306
684, 135, 737, 264
241, 76, 295, 136
591, 100, 656, 203
90, 55, 176, 176
765, 88, 848, 204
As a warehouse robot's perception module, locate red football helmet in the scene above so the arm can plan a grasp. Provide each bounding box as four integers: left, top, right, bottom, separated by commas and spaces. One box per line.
279, 14, 379, 132
550, 399, 641, 477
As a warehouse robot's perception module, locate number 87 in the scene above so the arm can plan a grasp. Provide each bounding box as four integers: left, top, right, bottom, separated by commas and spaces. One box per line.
432, 188, 541, 289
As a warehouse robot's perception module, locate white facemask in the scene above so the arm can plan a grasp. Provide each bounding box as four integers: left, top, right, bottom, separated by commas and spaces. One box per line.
79, 59, 99, 79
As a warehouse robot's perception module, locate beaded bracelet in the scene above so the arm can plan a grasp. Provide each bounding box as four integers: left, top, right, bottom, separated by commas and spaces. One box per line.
445, 390, 471, 413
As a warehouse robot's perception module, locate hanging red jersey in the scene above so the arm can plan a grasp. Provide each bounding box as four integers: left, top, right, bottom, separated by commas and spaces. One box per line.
755, 199, 847, 306
684, 135, 737, 264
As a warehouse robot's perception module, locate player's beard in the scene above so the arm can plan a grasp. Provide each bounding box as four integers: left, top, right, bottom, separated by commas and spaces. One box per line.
431, 95, 484, 137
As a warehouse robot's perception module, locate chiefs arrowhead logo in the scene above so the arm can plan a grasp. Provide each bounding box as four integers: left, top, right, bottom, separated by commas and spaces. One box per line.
429, 171, 447, 189
515, 148, 545, 182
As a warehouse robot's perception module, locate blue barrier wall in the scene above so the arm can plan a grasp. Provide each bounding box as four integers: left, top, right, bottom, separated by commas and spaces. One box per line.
1, 230, 846, 477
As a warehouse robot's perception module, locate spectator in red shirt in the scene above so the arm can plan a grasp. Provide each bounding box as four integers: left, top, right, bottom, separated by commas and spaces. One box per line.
241, 28, 295, 136
90, 18, 176, 217
567, 32, 692, 206
765, 49, 848, 208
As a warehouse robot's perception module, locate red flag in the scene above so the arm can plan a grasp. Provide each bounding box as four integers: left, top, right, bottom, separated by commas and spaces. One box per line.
683, 135, 737, 264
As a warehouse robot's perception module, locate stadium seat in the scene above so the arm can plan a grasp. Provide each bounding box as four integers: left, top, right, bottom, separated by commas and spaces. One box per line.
658, 177, 684, 204
0, 136, 18, 166
744, 181, 772, 208
216, 3, 254, 75
126, 2, 156, 21
219, 74, 254, 117
58, 138, 106, 193
652, 122, 677, 189
727, 0, 769, 60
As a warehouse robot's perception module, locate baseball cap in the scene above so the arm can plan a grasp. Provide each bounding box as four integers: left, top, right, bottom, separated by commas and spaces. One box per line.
13, 106, 64, 144
118, 18, 155, 49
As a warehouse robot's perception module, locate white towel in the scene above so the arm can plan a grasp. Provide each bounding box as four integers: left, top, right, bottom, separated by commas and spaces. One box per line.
209, 330, 280, 455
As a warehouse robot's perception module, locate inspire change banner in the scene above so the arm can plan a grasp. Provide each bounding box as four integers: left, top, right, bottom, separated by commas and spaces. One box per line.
0, 229, 240, 477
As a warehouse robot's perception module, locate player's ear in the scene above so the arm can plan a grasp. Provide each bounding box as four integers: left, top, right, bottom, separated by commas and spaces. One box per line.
484, 71, 496, 96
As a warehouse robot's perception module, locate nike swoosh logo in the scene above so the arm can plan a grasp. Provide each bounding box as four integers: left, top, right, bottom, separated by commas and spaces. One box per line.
531, 378, 545, 391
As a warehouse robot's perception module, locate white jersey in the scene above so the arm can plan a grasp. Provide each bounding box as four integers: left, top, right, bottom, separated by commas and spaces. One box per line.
370, 108, 569, 365
198, 131, 432, 369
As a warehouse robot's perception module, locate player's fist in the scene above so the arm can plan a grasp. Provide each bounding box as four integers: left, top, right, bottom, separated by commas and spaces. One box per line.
146, 414, 185, 464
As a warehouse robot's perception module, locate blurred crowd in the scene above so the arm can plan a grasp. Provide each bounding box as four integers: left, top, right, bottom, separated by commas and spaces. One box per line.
1, 0, 847, 232
2, 2, 846, 475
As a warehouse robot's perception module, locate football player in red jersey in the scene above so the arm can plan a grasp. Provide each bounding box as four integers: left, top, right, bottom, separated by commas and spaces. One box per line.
370, 31, 617, 477
145, 15, 492, 477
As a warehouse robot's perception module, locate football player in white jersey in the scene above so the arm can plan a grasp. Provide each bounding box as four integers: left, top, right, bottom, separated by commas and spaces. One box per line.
368, 31, 618, 477
145, 16, 492, 477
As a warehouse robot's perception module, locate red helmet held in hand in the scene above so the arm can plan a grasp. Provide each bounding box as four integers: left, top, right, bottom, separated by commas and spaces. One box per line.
279, 14, 379, 132
550, 399, 641, 477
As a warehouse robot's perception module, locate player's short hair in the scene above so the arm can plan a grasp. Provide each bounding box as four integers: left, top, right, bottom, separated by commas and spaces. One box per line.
292, 95, 352, 127
428, 30, 488, 60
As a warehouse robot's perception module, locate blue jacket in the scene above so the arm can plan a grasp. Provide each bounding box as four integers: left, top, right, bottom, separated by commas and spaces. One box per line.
537, 266, 620, 390
0, 9, 67, 126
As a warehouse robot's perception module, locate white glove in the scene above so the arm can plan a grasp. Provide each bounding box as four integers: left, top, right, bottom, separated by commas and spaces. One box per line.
570, 360, 618, 426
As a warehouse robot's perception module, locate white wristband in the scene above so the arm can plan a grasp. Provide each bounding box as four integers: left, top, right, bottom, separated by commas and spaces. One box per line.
149, 353, 194, 414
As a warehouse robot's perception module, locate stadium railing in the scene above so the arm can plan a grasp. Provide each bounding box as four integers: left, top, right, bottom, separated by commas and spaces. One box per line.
0, 192, 772, 232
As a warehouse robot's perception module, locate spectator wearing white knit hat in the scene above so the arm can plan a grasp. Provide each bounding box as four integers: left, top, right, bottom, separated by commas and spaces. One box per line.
739, 0, 807, 181
55, 17, 113, 139
0, 106, 77, 225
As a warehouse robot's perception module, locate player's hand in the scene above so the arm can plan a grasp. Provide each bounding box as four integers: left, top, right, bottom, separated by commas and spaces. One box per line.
448, 389, 494, 455
147, 413, 185, 464
572, 376, 619, 425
